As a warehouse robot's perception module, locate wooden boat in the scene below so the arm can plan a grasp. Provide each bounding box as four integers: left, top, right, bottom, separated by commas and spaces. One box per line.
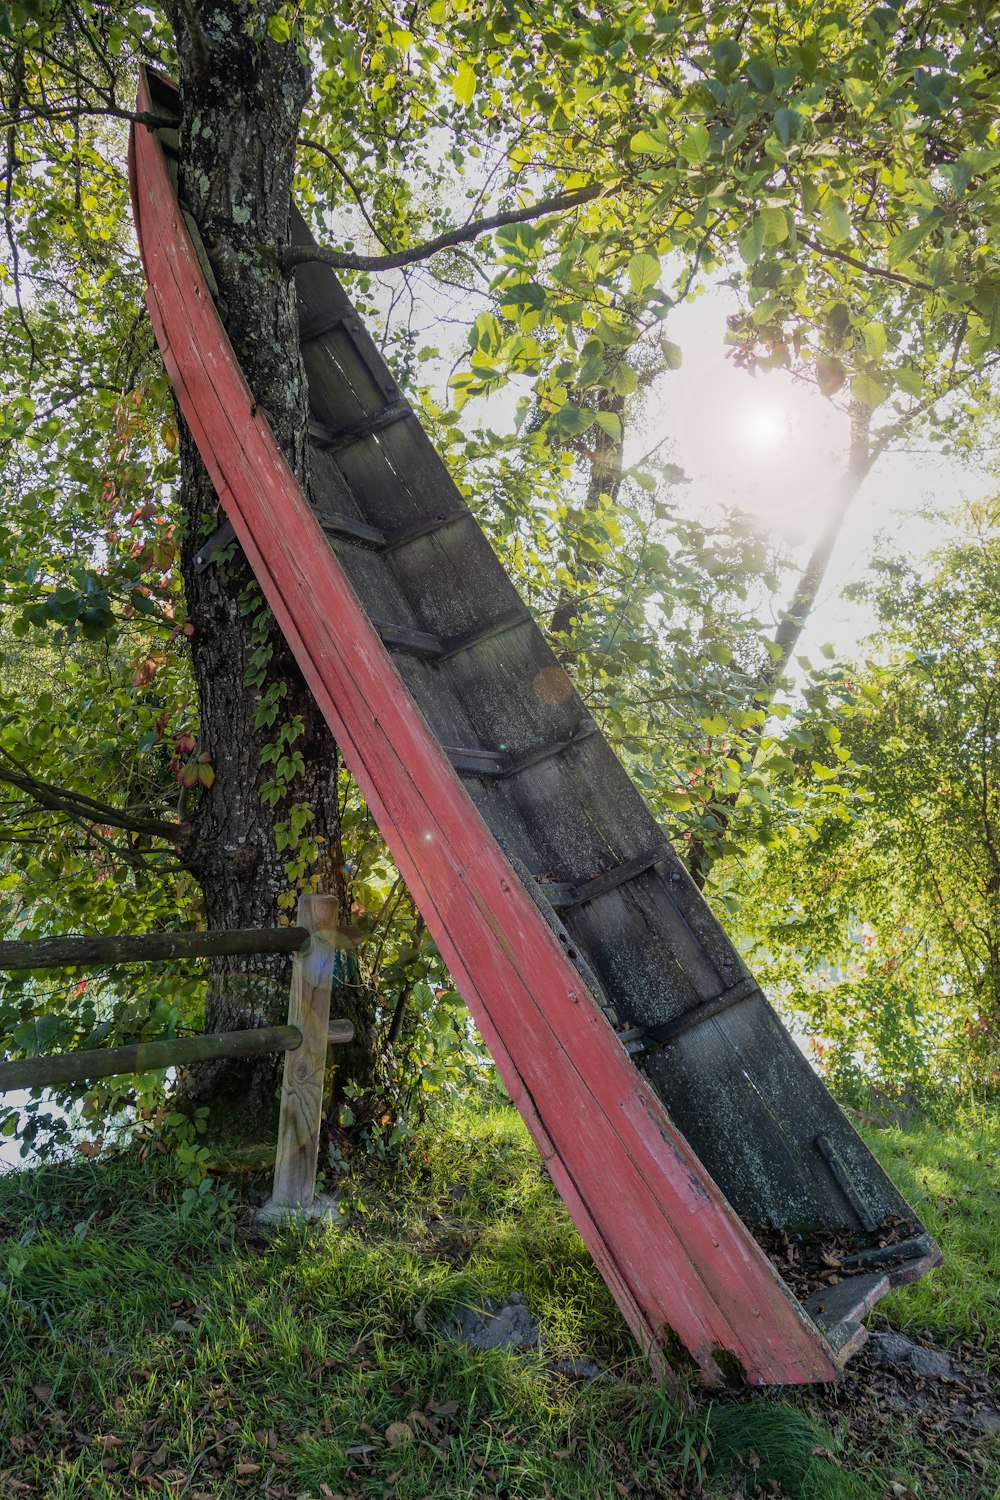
129, 67, 939, 1384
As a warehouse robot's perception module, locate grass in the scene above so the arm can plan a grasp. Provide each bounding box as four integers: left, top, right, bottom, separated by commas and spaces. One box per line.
857, 1101, 1000, 1357
0, 1097, 997, 1498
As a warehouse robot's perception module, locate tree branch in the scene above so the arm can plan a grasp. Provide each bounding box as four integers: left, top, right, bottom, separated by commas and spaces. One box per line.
280, 182, 611, 274
0, 754, 186, 846
0, 101, 173, 130
798, 233, 934, 293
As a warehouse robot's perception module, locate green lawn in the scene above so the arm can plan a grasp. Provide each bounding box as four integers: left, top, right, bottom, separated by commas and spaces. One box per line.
0, 1098, 997, 1498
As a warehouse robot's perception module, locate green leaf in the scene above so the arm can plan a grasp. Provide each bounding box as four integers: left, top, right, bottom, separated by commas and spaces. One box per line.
851, 371, 888, 408
678, 123, 710, 164
606, 362, 638, 396
738, 215, 765, 264
661, 790, 692, 811
267, 14, 291, 42
452, 61, 476, 108
896, 365, 924, 396
498, 281, 546, 311
628, 252, 660, 296
760, 204, 789, 244
888, 220, 931, 267
629, 128, 672, 157
746, 56, 775, 92
469, 311, 503, 354
549, 402, 596, 437
773, 108, 804, 146
820, 193, 851, 245
659, 338, 683, 370
815, 353, 846, 396
712, 39, 742, 77
863, 320, 887, 361
594, 410, 622, 441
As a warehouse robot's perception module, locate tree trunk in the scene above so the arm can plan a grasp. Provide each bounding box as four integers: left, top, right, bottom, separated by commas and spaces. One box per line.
764, 399, 874, 691
686, 399, 875, 890
550, 389, 625, 637
164, 1, 373, 1141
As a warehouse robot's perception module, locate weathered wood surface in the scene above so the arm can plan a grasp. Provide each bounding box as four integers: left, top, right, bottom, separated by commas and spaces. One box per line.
131, 68, 842, 1387
0, 928, 308, 972
270, 895, 338, 1211
0, 1025, 302, 1092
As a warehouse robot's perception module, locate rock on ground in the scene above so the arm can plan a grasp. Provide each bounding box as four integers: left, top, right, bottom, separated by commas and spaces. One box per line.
439, 1291, 541, 1351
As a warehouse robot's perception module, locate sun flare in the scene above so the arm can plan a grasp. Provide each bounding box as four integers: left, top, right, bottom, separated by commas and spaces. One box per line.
740, 403, 787, 448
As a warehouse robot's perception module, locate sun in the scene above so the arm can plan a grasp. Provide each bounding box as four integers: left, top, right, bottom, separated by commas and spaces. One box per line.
740, 402, 787, 449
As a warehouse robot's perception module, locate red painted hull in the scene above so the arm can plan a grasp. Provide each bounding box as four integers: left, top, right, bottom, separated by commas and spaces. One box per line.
129, 70, 841, 1384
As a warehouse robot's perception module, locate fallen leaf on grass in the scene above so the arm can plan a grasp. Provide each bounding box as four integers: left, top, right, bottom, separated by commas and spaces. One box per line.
385, 1422, 414, 1445
96, 1435, 125, 1452
426, 1399, 460, 1416
234, 1462, 261, 1477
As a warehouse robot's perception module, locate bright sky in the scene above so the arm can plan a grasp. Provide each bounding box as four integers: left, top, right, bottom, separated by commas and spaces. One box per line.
398, 253, 995, 672
637, 283, 996, 668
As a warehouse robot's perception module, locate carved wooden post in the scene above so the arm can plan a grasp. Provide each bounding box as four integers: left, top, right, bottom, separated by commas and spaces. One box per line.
266, 894, 339, 1216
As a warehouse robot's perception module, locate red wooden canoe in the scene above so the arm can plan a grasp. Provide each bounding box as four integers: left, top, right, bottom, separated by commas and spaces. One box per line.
129, 66, 938, 1384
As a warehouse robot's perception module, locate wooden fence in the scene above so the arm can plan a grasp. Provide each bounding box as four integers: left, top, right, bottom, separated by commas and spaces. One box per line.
0, 895, 352, 1217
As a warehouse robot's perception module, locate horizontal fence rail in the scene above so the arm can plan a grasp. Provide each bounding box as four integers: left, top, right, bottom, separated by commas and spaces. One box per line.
0, 927, 309, 971
0, 1025, 304, 1093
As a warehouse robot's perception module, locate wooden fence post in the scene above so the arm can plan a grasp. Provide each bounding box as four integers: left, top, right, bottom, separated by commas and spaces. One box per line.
262, 894, 339, 1219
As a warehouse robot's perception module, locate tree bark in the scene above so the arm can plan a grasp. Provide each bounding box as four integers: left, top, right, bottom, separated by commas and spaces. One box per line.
163, 2, 372, 1140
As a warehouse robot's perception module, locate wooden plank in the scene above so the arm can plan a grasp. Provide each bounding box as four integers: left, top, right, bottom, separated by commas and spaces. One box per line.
130, 74, 840, 1385
0, 927, 308, 971
387, 520, 527, 638
383, 510, 473, 553
440, 607, 532, 660
637, 976, 759, 1049
309, 400, 412, 453
501, 721, 601, 779
319, 512, 386, 547
375, 620, 444, 658
0, 1025, 301, 1092
270, 894, 338, 1211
